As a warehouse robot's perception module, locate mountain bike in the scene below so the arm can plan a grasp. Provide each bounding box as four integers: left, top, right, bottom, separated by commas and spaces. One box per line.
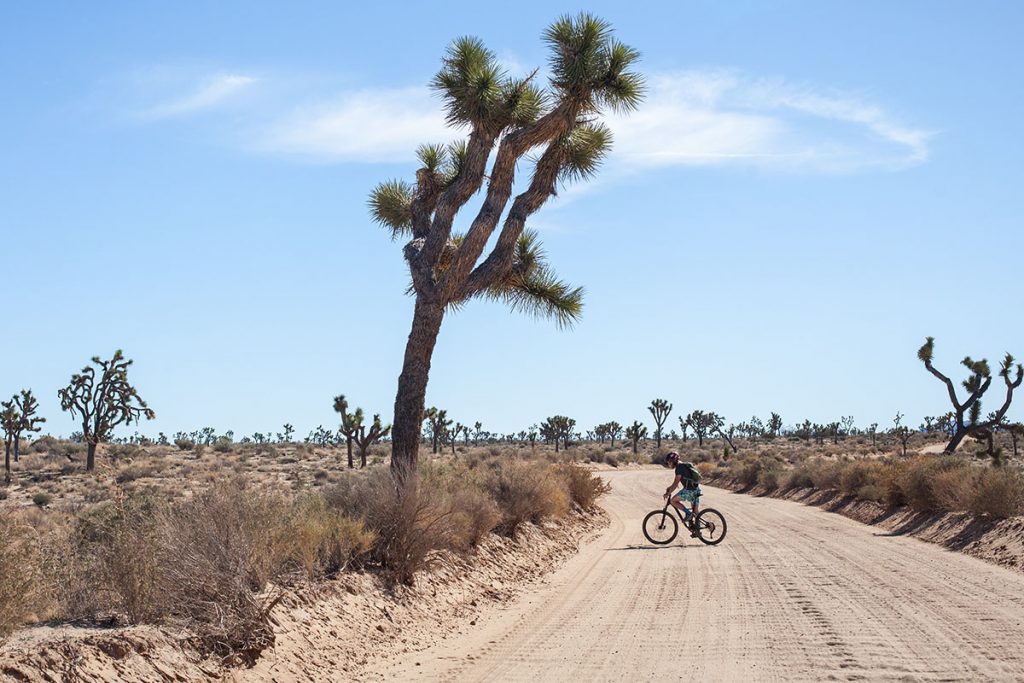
642, 497, 727, 546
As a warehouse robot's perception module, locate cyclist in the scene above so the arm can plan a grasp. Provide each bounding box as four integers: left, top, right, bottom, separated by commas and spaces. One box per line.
662, 451, 701, 536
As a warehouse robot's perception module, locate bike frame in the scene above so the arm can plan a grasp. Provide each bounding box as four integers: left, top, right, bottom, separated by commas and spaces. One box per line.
663, 498, 696, 523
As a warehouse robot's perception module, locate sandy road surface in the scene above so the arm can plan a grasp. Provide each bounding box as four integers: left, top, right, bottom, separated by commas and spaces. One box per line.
373, 469, 1024, 682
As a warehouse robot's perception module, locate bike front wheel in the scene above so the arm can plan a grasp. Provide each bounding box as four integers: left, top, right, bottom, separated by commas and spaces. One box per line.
694, 508, 727, 545
642, 509, 679, 545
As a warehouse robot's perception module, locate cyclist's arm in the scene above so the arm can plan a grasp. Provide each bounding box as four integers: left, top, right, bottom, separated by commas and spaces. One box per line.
664, 475, 682, 498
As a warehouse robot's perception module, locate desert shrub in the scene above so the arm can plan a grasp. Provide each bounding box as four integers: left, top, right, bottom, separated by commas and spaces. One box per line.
174, 438, 194, 451
929, 468, 975, 513
856, 484, 888, 503
0, 519, 44, 640
487, 461, 570, 538
32, 492, 52, 508
839, 460, 888, 497
279, 495, 374, 580
557, 463, 611, 511
968, 469, 1024, 518
808, 460, 844, 491
448, 487, 502, 549
115, 463, 160, 484
602, 452, 620, 468
30, 435, 60, 454
62, 495, 163, 623
892, 457, 971, 511
331, 469, 462, 586
155, 480, 288, 663
782, 462, 816, 490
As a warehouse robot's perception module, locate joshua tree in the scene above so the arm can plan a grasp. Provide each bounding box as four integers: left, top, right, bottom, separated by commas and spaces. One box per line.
892, 413, 913, 457
679, 420, 689, 442
540, 415, 574, 451
767, 412, 783, 439
607, 421, 622, 448
334, 395, 363, 468
424, 408, 451, 454
868, 423, 879, 448
683, 410, 715, 447
647, 399, 672, 449
282, 424, 295, 442
5, 390, 45, 464
57, 350, 155, 472
918, 337, 1022, 454
625, 420, 647, 455
369, 15, 643, 476
839, 416, 855, 439
527, 425, 538, 450
473, 421, 483, 445
1, 401, 19, 484
354, 414, 392, 467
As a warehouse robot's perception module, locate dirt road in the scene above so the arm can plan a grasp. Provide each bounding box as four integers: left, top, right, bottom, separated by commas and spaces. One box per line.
372, 469, 1024, 682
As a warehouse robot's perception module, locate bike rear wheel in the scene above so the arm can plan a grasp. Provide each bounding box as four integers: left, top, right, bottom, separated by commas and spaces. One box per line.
642, 509, 678, 545
695, 508, 727, 545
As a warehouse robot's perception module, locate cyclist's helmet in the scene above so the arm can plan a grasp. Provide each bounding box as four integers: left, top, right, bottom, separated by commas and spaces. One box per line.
665, 451, 680, 466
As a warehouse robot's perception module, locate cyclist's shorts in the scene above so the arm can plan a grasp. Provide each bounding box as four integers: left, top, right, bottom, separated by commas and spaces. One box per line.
673, 488, 702, 503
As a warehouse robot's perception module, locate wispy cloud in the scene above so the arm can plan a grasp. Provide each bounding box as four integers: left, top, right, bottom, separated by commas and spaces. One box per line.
607, 70, 932, 172
257, 87, 454, 162
139, 73, 257, 120
125, 65, 930, 173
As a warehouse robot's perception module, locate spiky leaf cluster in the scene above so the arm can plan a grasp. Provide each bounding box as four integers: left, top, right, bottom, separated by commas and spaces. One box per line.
544, 13, 644, 113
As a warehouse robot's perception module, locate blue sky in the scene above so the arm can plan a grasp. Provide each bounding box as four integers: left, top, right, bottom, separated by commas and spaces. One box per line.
2, 2, 1021, 440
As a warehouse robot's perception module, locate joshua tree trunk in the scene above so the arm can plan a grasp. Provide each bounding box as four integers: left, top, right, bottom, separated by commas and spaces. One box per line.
4, 441, 10, 484
346, 438, 354, 469
86, 442, 97, 472
13, 438, 19, 463
391, 298, 445, 476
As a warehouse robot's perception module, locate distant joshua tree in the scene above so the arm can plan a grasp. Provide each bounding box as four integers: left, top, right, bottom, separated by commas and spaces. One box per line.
354, 414, 392, 467
8, 390, 45, 464
334, 395, 363, 468
892, 413, 913, 457
370, 15, 644, 476
648, 399, 672, 449
683, 410, 715, 447
1, 401, 19, 484
625, 420, 647, 455
606, 421, 622, 448
473, 421, 483, 445
540, 415, 575, 452
282, 424, 295, 442
868, 423, 879, 448
58, 350, 154, 472
424, 408, 451, 454
767, 412, 783, 439
918, 337, 1022, 454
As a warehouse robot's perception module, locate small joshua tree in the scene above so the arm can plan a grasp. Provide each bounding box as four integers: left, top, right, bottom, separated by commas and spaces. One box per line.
625, 420, 647, 454
282, 424, 295, 442
1, 401, 19, 484
606, 421, 622, 448
354, 414, 392, 467
372, 15, 644, 476
767, 412, 783, 439
425, 408, 452, 454
648, 399, 672, 449
892, 412, 913, 457
58, 350, 154, 472
868, 423, 879, 448
334, 395, 363, 468
473, 421, 483, 445
6, 390, 45, 464
918, 337, 1022, 454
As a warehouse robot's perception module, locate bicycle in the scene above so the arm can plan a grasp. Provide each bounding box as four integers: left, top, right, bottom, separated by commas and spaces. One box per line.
642, 496, 727, 546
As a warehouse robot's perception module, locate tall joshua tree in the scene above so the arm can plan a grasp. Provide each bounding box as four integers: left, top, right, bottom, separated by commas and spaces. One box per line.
918, 337, 1022, 454
684, 410, 714, 447
425, 408, 451, 454
648, 398, 672, 449
58, 350, 154, 472
369, 15, 643, 476
767, 412, 783, 439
